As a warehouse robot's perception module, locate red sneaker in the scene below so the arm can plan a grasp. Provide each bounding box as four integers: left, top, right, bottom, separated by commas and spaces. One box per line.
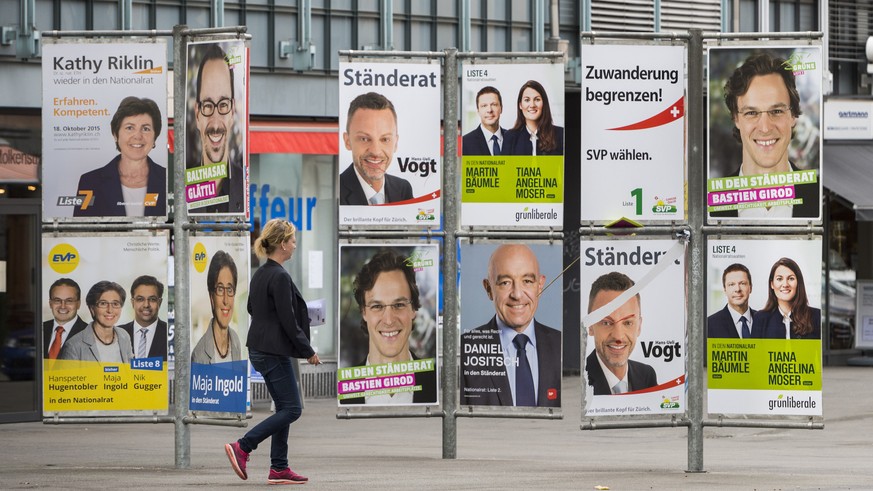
224, 442, 249, 480
268, 467, 309, 485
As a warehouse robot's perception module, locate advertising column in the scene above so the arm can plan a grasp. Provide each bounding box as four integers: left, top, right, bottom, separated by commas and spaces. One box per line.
42, 232, 170, 415
460, 62, 565, 227
706, 237, 823, 416
337, 61, 441, 227
189, 235, 250, 414
580, 44, 686, 223
42, 40, 169, 221
707, 46, 823, 223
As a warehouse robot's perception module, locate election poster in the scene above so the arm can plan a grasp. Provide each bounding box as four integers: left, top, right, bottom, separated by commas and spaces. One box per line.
185, 39, 249, 216
338, 61, 441, 227
580, 44, 686, 223
189, 234, 250, 414
706, 237, 823, 416
459, 241, 563, 408
41, 39, 168, 221
337, 244, 439, 406
580, 238, 686, 417
707, 45, 823, 223
42, 232, 170, 416
460, 62, 565, 227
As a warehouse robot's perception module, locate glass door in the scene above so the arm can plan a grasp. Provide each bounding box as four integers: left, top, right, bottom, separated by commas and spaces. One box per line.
0, 200, 40, 423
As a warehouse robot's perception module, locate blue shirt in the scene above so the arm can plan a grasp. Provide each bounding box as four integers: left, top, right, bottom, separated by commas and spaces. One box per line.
496, 317, 539, 405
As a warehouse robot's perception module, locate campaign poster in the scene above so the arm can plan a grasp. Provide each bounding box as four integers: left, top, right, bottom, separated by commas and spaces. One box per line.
41, 39, 168, 221
706, 237, 823, 416
338, 61, 441, 227
185, 40, 249, 216
580, 44, 686, 223
188, 234, 250, 414
580, 238, 686, 417
460, 62, 564, 227
707, 45, 823, 223
337, 244, 439, 406
42, 232, 170, 416
459, 242, 563, 408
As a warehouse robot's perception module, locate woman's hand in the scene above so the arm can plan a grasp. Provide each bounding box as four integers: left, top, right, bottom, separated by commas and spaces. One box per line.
307, 353, 321, 365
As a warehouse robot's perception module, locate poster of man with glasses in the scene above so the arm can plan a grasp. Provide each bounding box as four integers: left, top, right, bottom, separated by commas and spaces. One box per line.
185, 40, 248, 215
707, 46, 822, 223
337, 244, 439, 406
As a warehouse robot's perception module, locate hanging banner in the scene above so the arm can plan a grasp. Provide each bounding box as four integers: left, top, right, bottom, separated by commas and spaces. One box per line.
338, 61, 441, 227
460, 62, 565, 227
185, 39, 249, 216
706, 237, 823, 416
42, 232, 170, 416
707, 45, 823, 223
41, 39, 168, 221
459, 242, 563, 409
188, 234, 250, 414
337, 244, 440, 406
580, 238, 686, 417
580, 43, 686, 223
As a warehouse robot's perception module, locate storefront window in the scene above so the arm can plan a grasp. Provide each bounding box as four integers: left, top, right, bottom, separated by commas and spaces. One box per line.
249, 153, 337, 359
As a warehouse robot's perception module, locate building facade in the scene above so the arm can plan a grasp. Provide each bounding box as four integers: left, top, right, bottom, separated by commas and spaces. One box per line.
1, 0, 870, 422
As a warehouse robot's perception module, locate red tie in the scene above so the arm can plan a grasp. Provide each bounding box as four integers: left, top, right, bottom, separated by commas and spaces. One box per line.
48, 326, 65, 359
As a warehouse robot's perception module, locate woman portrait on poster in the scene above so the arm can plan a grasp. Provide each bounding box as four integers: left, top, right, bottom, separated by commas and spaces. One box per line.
752, 257, 821, 339
501, 80, 564, 156
58, 280, 133, 363
73, 96, 167, 217
192, 250, 242, 364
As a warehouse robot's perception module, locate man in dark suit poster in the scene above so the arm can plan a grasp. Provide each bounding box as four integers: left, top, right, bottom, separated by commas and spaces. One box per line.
462, 86, 505, 156
339, 92, 413, 206
119, 275, 168, 361
585, 272, 657, 395
707, 263, 756, 339
461, 244, 561, 407
43, 278, 88, 360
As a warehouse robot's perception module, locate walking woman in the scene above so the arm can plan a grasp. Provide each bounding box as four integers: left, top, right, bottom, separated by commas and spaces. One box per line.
225, 218, 320, 484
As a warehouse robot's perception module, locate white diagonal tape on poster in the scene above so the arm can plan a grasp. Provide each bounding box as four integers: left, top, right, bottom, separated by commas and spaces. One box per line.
581, 240, 686, 328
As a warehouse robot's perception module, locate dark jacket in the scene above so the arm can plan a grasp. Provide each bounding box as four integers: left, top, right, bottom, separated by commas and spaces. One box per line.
246, 259, 315, 358
710, 162, 820, 219
42, 317, 88, 357
462, 126, 505, 156
586, 350, 658, 396
73, 155, 167, 217
707, 306, 755, 339
460, 317, 562, 407
501, 125, 564, 156
339, 163, 413, 206
188, 158, 246, 214
751, 307, 821, 340
120, 319, 169, 360
339, 352, 438, 405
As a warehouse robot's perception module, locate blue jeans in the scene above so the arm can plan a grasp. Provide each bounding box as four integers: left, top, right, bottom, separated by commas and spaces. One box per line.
239, 349, 302, 470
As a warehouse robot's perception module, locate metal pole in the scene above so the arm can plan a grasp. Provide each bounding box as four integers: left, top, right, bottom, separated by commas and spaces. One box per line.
442, 47, 459, 460
686, 28, 705, 474
380, 0, 393, 50
459, 0, 471, 52
172, 24, 192, 470
533, 0, 545, 52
